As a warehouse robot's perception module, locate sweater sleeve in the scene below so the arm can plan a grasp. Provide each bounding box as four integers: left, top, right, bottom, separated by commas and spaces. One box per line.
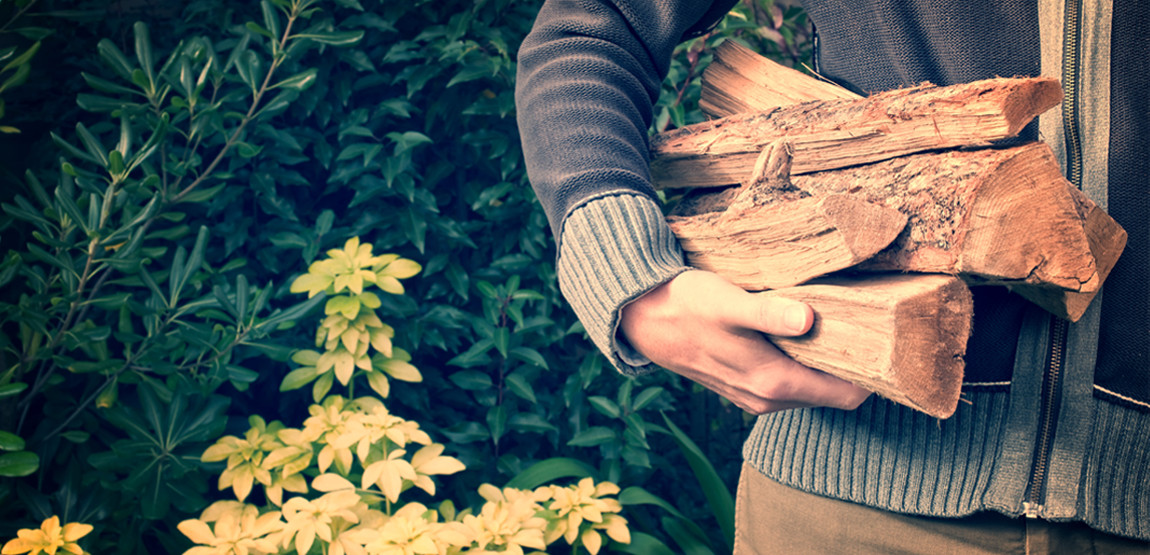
515, 0, 732, 372
515, 0, 730, 240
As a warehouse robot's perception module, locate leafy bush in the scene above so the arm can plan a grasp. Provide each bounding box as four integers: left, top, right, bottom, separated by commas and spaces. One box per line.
0, 0, 811, 552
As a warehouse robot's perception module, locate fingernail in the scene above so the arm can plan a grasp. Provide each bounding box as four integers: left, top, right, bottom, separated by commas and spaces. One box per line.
784, 304, 808, 333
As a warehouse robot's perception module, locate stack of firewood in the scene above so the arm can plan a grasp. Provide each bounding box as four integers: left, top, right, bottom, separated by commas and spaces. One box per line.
652, 42, 1127, 418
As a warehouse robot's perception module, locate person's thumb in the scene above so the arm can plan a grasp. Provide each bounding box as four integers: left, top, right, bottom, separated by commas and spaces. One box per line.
729, 293, 814, 337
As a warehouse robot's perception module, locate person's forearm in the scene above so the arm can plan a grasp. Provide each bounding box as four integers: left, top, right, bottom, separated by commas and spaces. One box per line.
515, 0, 722, 242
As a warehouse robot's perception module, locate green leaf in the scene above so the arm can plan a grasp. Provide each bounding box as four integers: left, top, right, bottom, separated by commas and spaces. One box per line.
448, 370, 491, 391
0, 451, 38, 477
446, 339, 492, 368
97, 39, 136, 81
567, 426, 616, 447
505, 372, 536, 403
280, 365, 320, 391
476, 281, 498, 299
508, 413, 558, 434
618, 486, 688, 520
0, 383, 28, 399
309, 371, 332, 403
133, 22, 156, 91
504, 457, 596, 490
1, 41, 39, 74
588, 396, 621, 419
509, 346, 548, 370
387, 131, 433, 155
223, 30, 252, 73
245, 22, 275, 40
271, 68, 317, 91
54, 183, 88, 232
633, 387, 665, 411
660, 414, 735, 550
81, 72, 141, 97
178, 183, 226, 203
611, 532, 678, 555
0, 431, 25, 451
294, 30, 364, 46
261, 0, 282, 38
486, 405, 507, 445
662, 516, 716, 555
446, 64, 494, 88
235, 49, 258, 90
60, 430, 91, 443
492, 327, 510, 359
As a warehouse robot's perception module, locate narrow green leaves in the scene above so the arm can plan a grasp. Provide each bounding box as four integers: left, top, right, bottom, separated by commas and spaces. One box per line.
293, 30, 364, 46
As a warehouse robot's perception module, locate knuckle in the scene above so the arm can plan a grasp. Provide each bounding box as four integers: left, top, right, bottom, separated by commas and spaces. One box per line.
755, 375, 795, 403
837, 389, 872, 410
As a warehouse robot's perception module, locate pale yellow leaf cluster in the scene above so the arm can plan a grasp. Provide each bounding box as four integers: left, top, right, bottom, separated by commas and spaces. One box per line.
2, 516, 93, 555
460, 485, 551, 555
286, 236, 422, 400
289, 237, 421, 299
542, 478, 630, 555
177, 501, 284, 555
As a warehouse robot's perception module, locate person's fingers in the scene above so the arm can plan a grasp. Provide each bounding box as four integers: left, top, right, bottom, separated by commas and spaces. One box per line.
621, 270, 872, 414
671, 271, 814, 337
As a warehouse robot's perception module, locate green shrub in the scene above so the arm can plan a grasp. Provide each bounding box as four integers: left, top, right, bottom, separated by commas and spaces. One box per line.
0, 0, 811, 552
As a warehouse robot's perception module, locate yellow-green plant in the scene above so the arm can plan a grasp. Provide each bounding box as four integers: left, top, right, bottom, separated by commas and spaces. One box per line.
2, 515, 93, 555
188, 395, 631, 554
186, 239, 632, 554
283, 237, 423, 401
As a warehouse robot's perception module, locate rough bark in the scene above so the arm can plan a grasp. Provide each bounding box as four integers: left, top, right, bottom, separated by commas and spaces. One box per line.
669, 194, 908, 290
670, 142, 1102, 299
650, 76, 1062, 189
762, 274, 973, 418
667, 141, 908, 289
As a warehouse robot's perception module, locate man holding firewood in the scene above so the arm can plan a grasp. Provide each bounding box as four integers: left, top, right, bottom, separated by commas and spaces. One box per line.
516, 0, 1148, 552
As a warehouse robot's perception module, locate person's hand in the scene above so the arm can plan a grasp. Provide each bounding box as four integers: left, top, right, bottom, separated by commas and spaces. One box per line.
619, 270, 871, 414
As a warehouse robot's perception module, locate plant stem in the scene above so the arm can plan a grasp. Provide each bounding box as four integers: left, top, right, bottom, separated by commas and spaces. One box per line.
0, 0, 39, 35
171, 10, 298, 203
17, 236, 100, 432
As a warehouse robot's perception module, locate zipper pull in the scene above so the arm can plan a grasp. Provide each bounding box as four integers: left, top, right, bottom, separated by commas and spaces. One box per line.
1022, 501, 1044, 518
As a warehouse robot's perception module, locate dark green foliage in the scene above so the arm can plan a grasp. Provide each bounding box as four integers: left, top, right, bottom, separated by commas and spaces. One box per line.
0, 0, 810, 551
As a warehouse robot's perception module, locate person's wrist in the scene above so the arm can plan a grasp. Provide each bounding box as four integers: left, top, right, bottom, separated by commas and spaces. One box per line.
556, 193, 689, 374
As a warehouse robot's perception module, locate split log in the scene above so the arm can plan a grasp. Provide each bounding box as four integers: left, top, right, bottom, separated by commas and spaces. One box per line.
669, 194, 907, 290
670, 142, 1105, 300
1011, 186, 1128, 321
667, 141, 908, 289
700, 41, 861, 117
762, 273, 973, 418
650, 76, 1062, 189
679, 44, 1125, 320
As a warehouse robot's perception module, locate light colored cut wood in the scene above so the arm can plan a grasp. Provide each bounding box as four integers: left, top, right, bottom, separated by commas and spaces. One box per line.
761, 274, 973, 418
699, 41, 861, 117
671, 143, 1100, 296
667, 141, 908, 290
650, 76, 1062, 189
1011, 186, 1128, 321
669, 194, 907, 290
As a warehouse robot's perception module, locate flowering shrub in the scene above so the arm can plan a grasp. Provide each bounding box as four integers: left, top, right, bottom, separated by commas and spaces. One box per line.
186, 396, 631, 555
181, 239, 631, 554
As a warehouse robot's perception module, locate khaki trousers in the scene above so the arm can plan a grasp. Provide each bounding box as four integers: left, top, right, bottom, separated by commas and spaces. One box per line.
735, 464, 1150, 554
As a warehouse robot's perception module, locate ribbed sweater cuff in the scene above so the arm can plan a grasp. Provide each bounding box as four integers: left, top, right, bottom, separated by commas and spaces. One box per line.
557, 193, 690, 375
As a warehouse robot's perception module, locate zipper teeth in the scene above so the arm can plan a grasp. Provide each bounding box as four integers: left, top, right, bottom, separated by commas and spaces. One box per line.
1061, 0, 1083, 189
1028, 318, 1068, 508
1025, 0, 1083, 514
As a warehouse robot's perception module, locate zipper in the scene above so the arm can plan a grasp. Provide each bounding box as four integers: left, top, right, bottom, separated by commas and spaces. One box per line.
1023, 0, 1083, 519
